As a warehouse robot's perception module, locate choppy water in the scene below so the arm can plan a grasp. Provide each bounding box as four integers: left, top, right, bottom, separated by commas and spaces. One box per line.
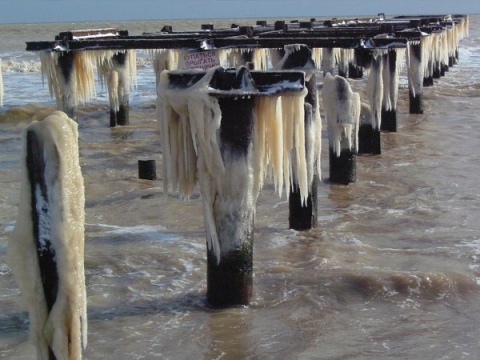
1, 15, 480, 359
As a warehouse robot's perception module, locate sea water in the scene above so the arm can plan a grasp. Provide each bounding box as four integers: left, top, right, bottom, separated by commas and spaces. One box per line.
1, 15, 480, 359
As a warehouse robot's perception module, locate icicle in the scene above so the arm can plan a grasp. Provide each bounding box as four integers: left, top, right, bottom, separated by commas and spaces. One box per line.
252, 48, 269, 70
312, 48, 323, 70
255, 96, 284, 197
157, 68, 224, 262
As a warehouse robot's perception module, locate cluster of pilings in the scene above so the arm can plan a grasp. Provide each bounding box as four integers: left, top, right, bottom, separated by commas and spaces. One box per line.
23, 14, 469, 308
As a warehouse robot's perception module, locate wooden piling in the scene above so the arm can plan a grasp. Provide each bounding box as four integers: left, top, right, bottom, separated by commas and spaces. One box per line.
207, 95, 255, 307
110, 52, 130, 126
408, 42, 424, 114
381, 49, 399, 132
26, 129, 59, 360
323, 73, 360, 185
273, 44, 319, 230
57, 52, 77, 119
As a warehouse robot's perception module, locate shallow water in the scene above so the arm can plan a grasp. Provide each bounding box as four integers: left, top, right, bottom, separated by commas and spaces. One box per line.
1, 15, 480, 360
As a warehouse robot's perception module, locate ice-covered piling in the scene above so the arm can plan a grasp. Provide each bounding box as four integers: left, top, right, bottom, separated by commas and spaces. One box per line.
407, 39, 426, 114
96, 50, 137, 127
364, 53, 383, 155
323, 73, 360, 184
158, 66, 307, 306
381, 49, 403, 132
273, 44, 321, 230
39, 51, 96, 120
8, 111, 87, 360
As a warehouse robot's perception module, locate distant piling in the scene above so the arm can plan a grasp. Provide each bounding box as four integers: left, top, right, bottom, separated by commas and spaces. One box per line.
109, 52, 130, 126
274, 44, 320, 230
57, 52, 77, 119
408, 42, 424, 114
381, 49, 399, 132
323, 73, 360, 185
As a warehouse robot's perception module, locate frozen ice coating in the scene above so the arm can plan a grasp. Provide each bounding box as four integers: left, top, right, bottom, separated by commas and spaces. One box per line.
157, 66, 309, 262
382, 48, 405, 112
218, 48, 269, 70
321, 47, 340, 75
7, 111, 87, 360
40, 50, 96, 109
95, 50, 137, 112
406, 40, 423, 98
311, 48, 323, 70
366, 53, 384, 130
151, 49, 179, 87
323, 72, 361, 156
254, 91, 309, 202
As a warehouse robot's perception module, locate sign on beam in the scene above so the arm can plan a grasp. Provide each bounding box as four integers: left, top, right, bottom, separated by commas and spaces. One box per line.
183, 50, 220, 70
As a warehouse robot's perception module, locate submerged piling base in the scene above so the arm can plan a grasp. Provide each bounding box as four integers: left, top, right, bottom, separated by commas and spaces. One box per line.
381, 109, 397, 132
329, 148, 356, 185
409, 92, 423, 114
289, 180, 317, 230
358, 125, 381, 155
110, 103, 129, 127
207, 240, 253, 307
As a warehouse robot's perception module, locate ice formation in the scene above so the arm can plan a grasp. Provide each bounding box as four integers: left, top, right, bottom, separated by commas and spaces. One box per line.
95, 50, 137, 113
406, 39, 424, 98
8, 111, 87, 360
322, 72, 361, 156
382, 48, 405, 112
39, 49, 137, 114
366, 53, 384, 130
40, 50, 96, 110
321, 47, 340, 76
157, 66, 308, 263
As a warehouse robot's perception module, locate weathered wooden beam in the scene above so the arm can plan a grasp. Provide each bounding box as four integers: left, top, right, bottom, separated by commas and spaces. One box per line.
26, 36, 408, 52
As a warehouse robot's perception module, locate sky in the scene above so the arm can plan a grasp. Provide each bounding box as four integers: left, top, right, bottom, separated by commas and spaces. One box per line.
0, 0, 479, 24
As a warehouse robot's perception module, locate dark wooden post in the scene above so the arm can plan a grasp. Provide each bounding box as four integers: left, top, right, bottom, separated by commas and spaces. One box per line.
207, 94, 255, 307
358, 102, 373, 154
338, 49, 350, 78
26, 129, 59, 360
57, 52, 77, 119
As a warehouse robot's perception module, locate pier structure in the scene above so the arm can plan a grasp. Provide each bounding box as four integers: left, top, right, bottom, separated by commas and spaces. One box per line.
23, 13, 469, 307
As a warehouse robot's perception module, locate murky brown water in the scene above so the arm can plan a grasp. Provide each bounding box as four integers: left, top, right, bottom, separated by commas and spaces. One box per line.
1, 15, 480, 360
